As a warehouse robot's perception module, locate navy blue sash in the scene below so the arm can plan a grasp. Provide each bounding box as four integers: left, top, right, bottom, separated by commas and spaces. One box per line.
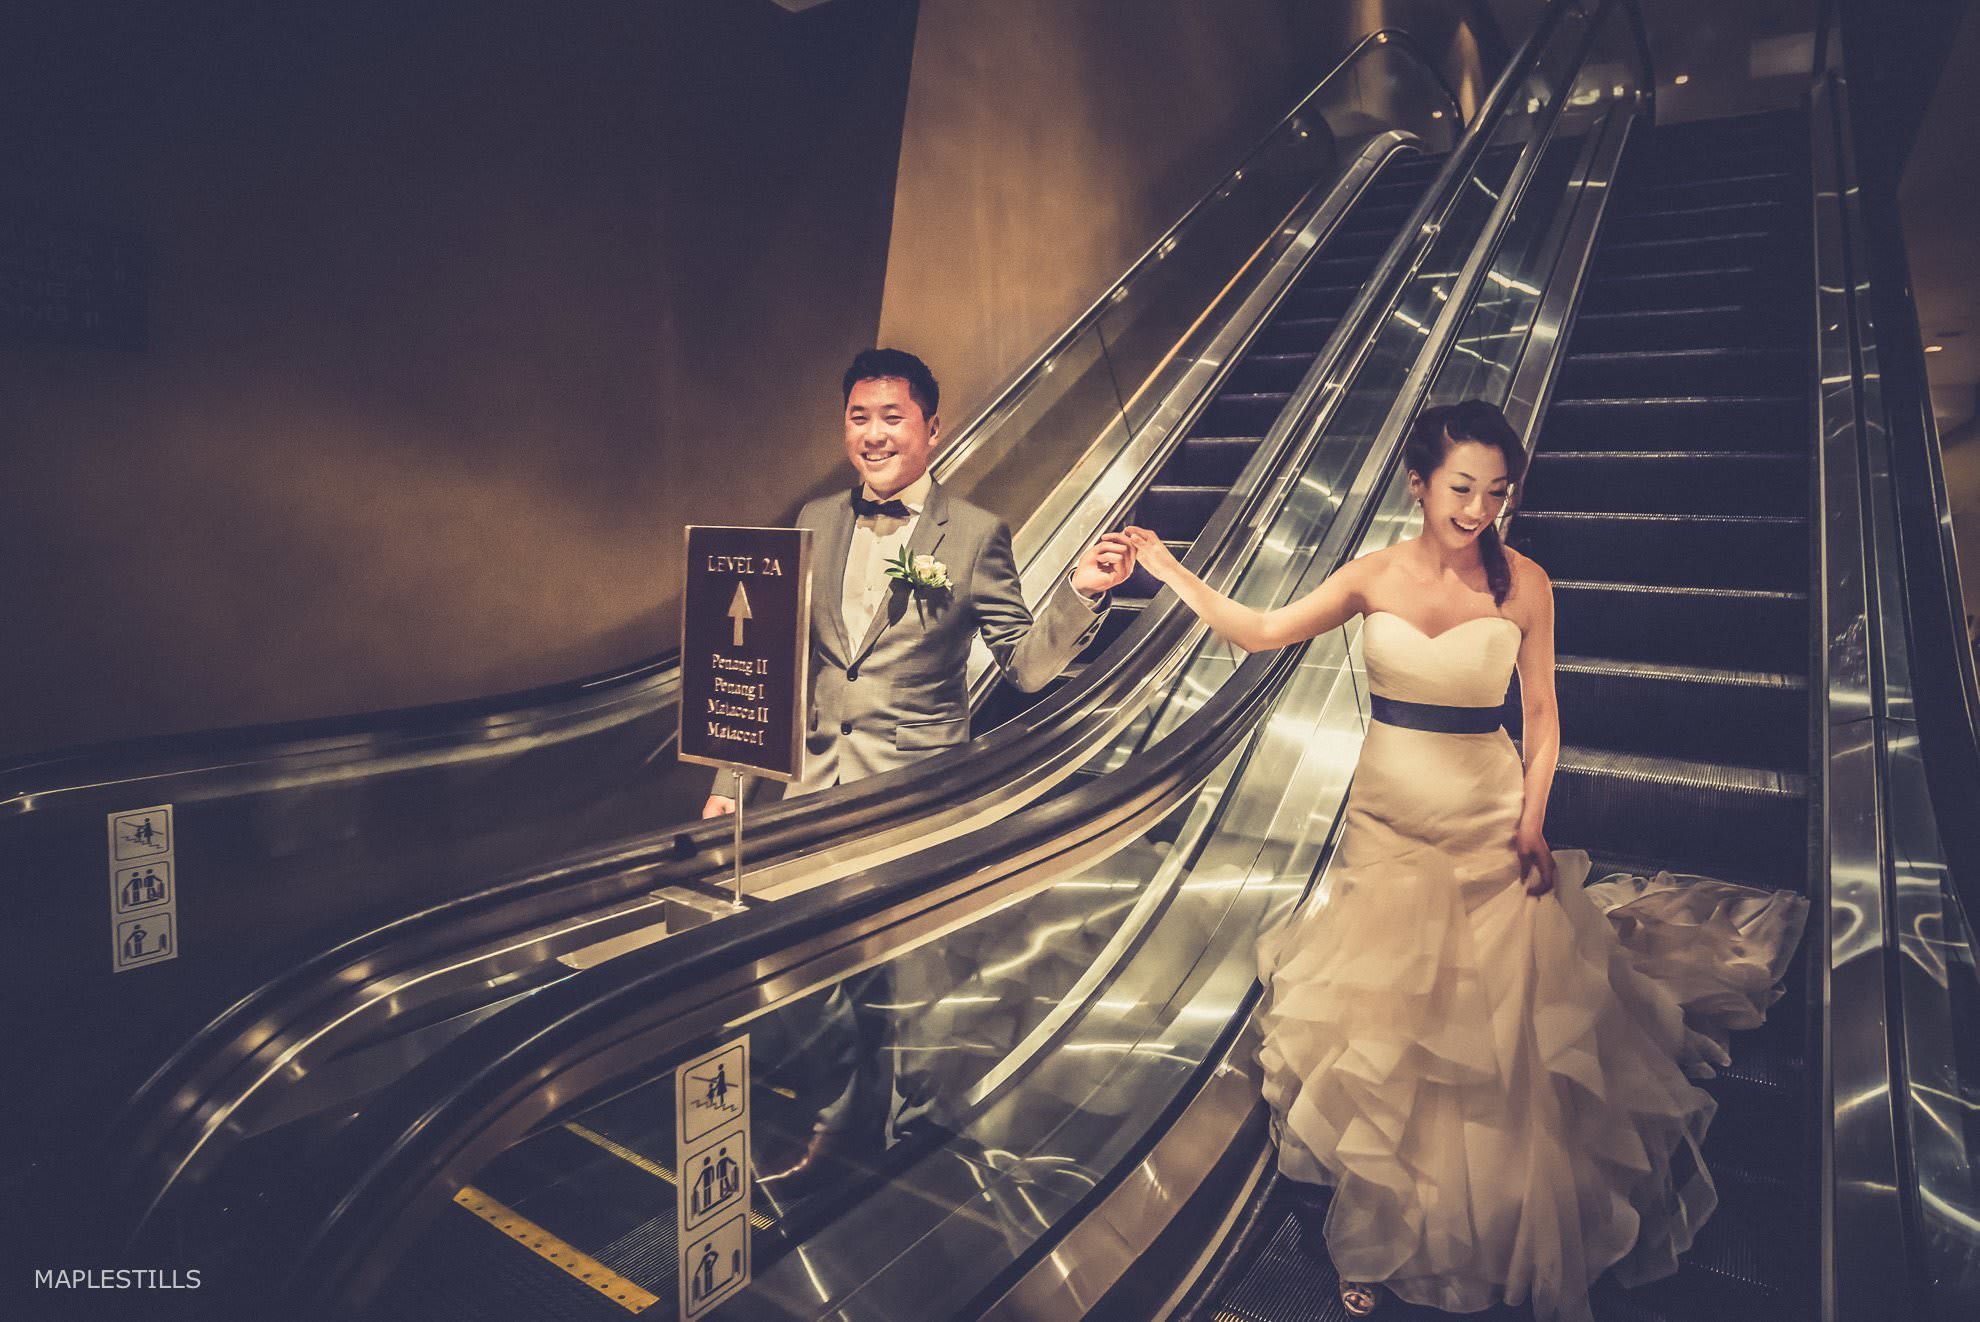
1370, 694, 1504, 734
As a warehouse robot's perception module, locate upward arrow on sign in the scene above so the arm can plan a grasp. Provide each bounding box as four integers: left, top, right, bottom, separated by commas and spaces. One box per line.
727, 582, 753, 646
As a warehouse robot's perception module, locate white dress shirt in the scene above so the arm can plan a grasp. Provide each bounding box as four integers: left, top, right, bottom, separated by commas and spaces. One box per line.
842, 471, 933, 640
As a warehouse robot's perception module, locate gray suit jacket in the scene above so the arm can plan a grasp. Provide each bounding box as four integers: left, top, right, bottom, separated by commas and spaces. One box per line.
718, 479, 1105, 800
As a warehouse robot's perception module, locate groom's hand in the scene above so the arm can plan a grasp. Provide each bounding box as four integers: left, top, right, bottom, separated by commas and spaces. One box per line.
1071, 532, 1138, 598
703, 795, 737, 818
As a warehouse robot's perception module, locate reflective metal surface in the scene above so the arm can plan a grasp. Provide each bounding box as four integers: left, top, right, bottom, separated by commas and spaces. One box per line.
1814, 47, 1980, 1321
1811, 65, 1907, 1322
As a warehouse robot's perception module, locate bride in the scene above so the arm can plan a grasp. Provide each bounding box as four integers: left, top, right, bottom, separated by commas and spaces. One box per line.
1120, 400, 1805, 1321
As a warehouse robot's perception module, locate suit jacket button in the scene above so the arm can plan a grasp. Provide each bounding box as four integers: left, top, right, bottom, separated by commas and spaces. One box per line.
847, 665, 859, 681
840, 721, 853, 735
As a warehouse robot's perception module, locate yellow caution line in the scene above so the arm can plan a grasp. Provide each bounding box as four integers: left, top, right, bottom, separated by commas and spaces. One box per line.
565, 1122, 773, 1232
452, 1185, 658, 1314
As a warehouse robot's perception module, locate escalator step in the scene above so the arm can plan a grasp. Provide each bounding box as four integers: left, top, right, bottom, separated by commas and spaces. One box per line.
1342, 200, 1417, 231
1379, 152, 1443, 177
1546, 745, 1808, 886
1138, 484, 1233, 539
1209, 1170, 1801, 1322
1510, 512, 1807, 591
1552, 579, 1808, 673
1069, 596, 1147, 664
1616, 173, 1797, 212
1197, 391, 1295, 438
1551, 347, 1801, 399
1225, 351, 1319, 395
1619, 155, 1794, 193
1592, 1165, 1803, 1321
1356, 178, 1439, 208
1623, 140, 1797, 174
1200, 1198, 1348, 1322
379, 1196, 645, 1322
1301, 254, 1383, 284
1540, 398, 1805, 453
1603, 200, 1790, 244
1169, 436, 1265, 486
1699, 1020, 1808, 1174
1567, 305, 1772, 353
1520, 451, 1808, 516
1590, 231, 1778, 277
1322, 227, 1399, 261
1553, 655, 1808, 770
1252, 316, 1341, 355
1579, 266, 1769, 311
1277, 283, 1360, 321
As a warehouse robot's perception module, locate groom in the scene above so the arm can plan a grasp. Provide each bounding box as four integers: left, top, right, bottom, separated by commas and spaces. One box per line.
703, 347, 1134, 1188
704, 346, 1136, 813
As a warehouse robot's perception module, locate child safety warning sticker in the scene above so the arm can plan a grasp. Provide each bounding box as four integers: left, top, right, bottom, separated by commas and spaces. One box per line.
675, 1035, 750, 1319
108, 805, 177, 971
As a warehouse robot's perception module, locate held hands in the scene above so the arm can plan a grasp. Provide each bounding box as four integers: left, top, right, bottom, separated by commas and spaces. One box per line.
1119, 526, 1182, 584
1515, 819, 1556, 896
703, 795, 737, 818
1071, 532, 1139, 597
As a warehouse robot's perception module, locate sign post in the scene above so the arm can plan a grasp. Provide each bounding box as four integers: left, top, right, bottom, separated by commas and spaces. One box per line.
679, 526, 812, 905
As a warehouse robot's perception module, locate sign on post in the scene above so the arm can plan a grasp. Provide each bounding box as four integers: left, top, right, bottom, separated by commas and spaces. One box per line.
676, 1036, 751, 1320
679, 526, 812, 781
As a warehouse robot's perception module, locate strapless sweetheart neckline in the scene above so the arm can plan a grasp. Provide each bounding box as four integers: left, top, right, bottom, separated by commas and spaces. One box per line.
1366, 609, 1521, 642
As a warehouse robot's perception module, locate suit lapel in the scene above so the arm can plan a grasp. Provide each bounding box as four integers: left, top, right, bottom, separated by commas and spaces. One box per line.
849, 480, 949, 668
816, 491, 857, 662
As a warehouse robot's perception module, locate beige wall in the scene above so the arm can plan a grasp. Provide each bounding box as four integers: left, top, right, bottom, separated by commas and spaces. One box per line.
1898, 1, 1980, 620
0, 0, 918, 759
878, 0, 1485, 440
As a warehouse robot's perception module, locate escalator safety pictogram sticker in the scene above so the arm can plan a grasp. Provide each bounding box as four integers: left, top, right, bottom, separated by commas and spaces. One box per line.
676, 1035, 750, 1318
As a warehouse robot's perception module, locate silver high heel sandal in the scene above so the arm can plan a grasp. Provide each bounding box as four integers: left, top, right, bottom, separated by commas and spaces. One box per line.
1339, 1280, 1380, 1315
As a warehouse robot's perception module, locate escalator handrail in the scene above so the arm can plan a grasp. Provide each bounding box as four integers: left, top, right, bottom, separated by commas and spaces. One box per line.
1, 647, 681, 808
930, 25, 1468, 484
1835, 12, 1980, 958
259, 5, 1605, 1304
110, 0, 1576, 1232
291, 618, 1303, 1313
1615, 0, 1657, 94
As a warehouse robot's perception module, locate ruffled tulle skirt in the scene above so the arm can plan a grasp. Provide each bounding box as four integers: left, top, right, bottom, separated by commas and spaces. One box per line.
1256, 724, 1806, 1322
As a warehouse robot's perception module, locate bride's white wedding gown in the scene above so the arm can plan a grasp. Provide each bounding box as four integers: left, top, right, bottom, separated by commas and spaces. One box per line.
1257, 611, 1807, 1322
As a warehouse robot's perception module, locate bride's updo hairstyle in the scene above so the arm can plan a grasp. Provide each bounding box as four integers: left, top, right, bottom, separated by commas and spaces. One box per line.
1404, 400, 1528, 605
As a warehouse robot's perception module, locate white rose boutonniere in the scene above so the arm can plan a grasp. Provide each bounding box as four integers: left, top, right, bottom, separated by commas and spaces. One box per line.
886, 546, 952, 595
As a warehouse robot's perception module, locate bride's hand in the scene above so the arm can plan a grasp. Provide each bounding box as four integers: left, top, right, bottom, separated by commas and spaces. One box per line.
1516, 821, 1556, 896
1120, 526, 1182, 584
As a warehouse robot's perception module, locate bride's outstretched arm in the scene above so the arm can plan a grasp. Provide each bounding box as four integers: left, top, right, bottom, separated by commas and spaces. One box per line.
1119, 527, 1366, 651
1512, 556, 1560, 894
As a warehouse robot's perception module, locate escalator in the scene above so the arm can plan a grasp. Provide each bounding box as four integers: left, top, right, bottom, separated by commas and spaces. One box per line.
1202, 105, 1818, 1322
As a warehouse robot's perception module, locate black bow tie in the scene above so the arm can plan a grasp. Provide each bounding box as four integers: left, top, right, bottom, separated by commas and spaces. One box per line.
852, 492, 912, 519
